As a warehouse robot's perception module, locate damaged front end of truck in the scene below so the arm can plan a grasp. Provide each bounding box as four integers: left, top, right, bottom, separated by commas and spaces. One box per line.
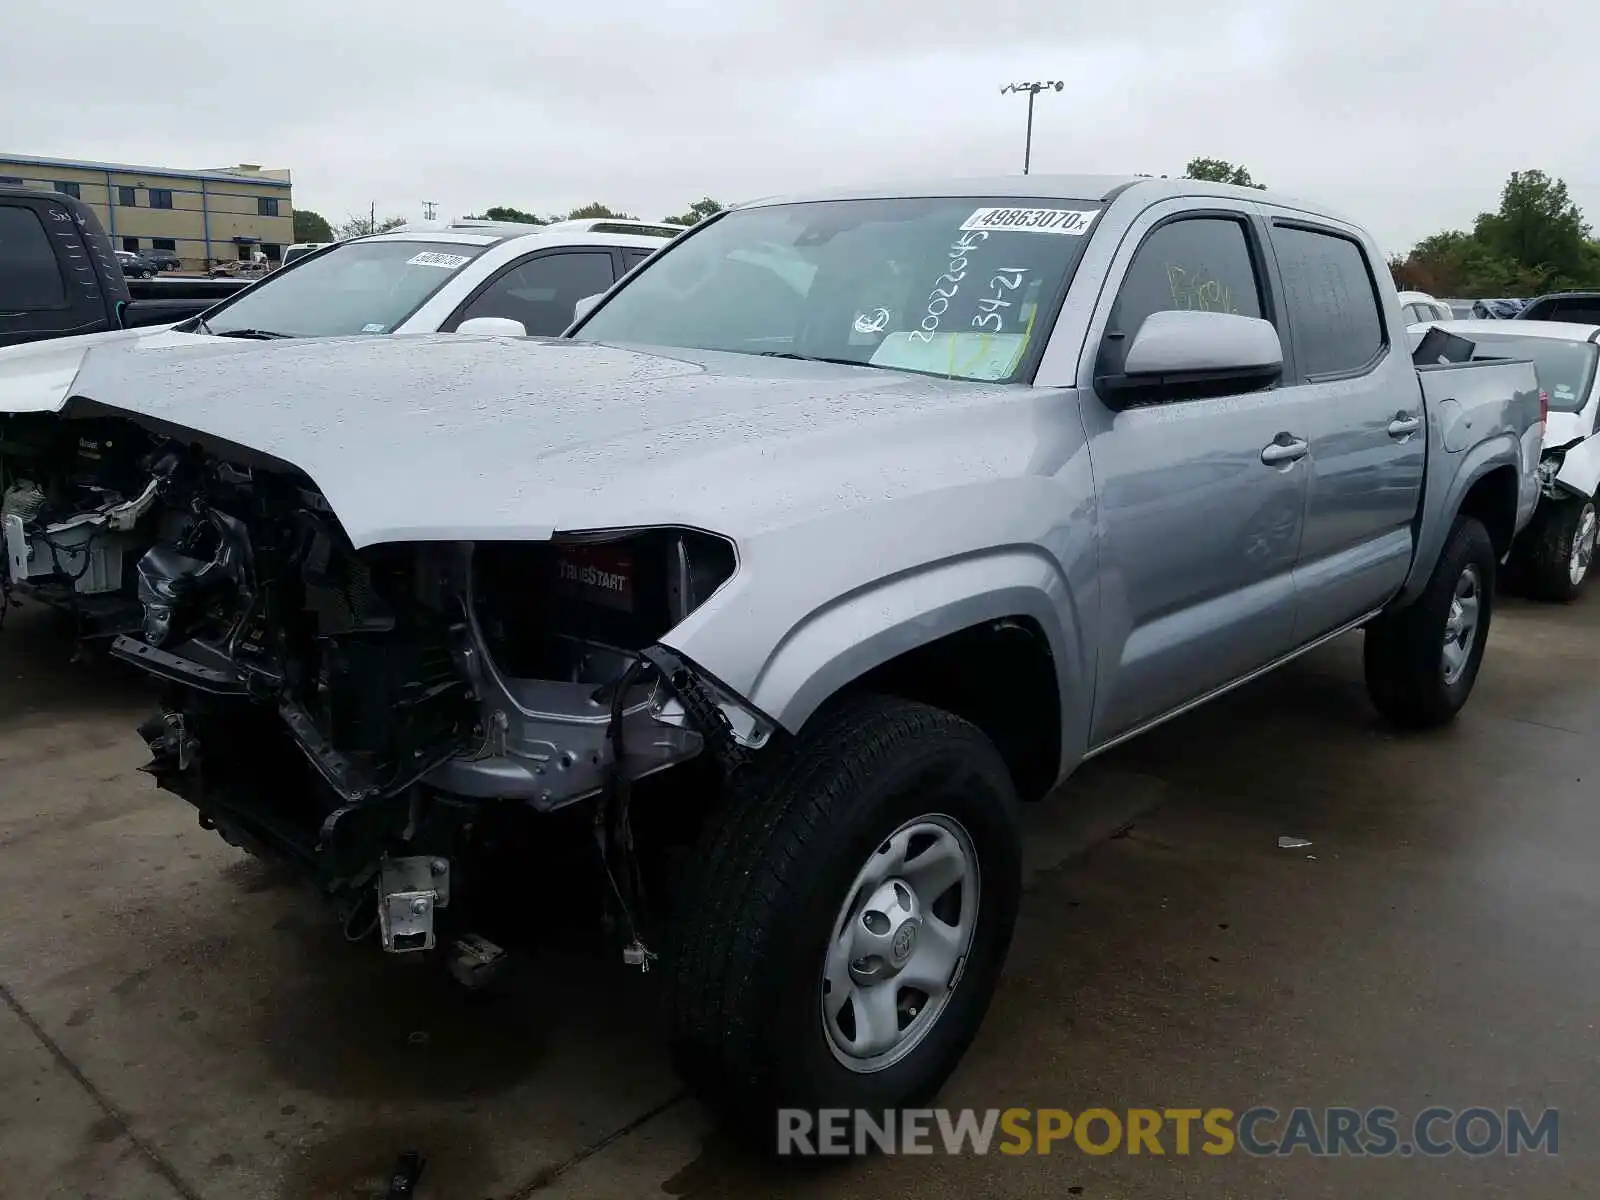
45, 407, 771, 965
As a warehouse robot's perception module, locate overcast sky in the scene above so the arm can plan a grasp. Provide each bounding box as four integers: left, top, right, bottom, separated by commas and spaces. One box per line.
3, 0, 1594, 256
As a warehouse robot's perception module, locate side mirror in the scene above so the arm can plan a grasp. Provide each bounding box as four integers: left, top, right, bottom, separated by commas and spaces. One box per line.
456, 316, 527, 337
572, 293, 604, 323
1101, 309, 1283, 407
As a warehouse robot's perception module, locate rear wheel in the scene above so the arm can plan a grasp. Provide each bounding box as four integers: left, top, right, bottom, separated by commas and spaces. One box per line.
1515, 496, 1596, 602
1364, 514, 1495, 729
667, 695, 1022, 1149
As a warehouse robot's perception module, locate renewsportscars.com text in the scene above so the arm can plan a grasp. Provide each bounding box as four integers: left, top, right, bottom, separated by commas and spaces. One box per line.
777, 1106, 1559, 1157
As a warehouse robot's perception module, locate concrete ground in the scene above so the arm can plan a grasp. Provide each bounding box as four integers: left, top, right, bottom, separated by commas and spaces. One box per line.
1, 591, 1595, 1199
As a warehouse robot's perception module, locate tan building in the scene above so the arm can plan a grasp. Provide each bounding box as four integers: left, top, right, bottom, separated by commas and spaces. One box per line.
0, 152, 294, 270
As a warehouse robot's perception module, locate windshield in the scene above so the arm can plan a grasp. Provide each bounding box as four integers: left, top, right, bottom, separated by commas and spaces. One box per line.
1468, 332, 1598, 412
572, 196, 1105, 382
195, 239, 488, 337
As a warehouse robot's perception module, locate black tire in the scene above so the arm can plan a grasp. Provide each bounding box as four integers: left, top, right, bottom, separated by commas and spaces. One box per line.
1364, 514, 1495, 729
667, 694, 1022, 1149
1514, 496, 1595, 602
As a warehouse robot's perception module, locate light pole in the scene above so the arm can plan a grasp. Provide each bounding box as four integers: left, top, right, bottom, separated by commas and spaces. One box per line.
999, 80, 1064, 175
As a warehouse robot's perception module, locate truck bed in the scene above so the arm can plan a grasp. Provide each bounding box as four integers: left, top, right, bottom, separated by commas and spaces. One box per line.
1403, 355, 1544, 603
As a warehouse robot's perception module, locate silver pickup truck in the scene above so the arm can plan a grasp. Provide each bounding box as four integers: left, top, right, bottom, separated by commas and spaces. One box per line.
8, 175, 1543, 1142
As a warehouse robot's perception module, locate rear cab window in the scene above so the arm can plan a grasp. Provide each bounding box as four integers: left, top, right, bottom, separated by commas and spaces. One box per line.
1269, 223, 1387, 378
0, 204, 68, 309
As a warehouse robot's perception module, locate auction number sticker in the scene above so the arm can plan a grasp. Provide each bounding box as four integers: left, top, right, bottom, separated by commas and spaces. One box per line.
406, 251, 472, 269
959, 207, 1099, 235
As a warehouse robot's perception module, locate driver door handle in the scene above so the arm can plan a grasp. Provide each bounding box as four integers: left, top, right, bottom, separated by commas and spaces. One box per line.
1261, 436, 1309, 466
1388, 412, 1422, 438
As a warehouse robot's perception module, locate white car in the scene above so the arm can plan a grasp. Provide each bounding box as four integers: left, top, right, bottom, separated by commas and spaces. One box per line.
1412, 318, 1600, 599
1397, 290, 1453, 325
0, 218, 677, 415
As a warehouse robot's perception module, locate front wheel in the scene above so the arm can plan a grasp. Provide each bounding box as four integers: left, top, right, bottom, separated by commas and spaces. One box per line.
1515, 496, 1596, 602
1364, 514, 1495, 729
667, 695, 1022, 1148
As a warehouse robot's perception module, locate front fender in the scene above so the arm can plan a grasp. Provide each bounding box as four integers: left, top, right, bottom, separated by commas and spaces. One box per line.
666, 548, 1090, 776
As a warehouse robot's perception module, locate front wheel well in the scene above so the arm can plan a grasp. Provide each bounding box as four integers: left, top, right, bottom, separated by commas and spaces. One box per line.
1458, 465, 1518, 560
841, 617, 1062, 803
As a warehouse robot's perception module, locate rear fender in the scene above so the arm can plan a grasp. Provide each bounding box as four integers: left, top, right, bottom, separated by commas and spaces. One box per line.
1397, 434, 1522, 607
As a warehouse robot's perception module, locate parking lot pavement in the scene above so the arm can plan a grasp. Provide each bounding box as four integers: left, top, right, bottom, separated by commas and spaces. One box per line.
1, 593, 1597, 1199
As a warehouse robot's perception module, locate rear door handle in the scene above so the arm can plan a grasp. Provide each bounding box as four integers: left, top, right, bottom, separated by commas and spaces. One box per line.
1261, 436, 1309, 466
1388, 413, 1422, 438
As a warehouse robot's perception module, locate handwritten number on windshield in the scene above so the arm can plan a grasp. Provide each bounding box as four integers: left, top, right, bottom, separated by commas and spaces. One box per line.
911, 230, 989, 343
972, 268, 1029, 332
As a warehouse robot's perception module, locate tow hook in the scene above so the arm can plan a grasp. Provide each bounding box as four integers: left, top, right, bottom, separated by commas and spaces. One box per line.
377, 856, 451, 952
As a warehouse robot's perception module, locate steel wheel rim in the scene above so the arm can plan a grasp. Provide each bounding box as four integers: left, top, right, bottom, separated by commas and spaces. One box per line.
1441, 564, 1481, 685
820, 813, 980, 1074
1570, 505, 1596, 586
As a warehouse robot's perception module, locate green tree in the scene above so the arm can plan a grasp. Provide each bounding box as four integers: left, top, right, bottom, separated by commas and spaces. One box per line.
1182, 157, 1265, 189
566, 202, 635, 220
664, 197, 724, 226
1394, 170, 1600, 297
334, 212, 408, 239
1472, 170, 1593, 289
292, 208, 333, 242
471, 206, 548, 225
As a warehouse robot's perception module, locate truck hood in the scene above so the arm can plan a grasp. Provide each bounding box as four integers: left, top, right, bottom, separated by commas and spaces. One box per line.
64, 333, 1027, 549
0, 324, 218, 413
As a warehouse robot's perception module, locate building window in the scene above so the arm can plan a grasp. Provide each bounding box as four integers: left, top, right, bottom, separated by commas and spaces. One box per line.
148, 188, 173, 209
0, 176, 22, 186
261, 243, 281, 263
54, 181, 80, 198
123, 237, 140, 252
117, 186, 137, 207
257, 196, 280, 217
151, 238, 176, 252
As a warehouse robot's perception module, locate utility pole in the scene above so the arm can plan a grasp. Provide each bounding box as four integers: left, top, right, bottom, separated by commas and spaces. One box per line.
369, 200, 376, 233
421, 200, 439, 221
999, 81, 1064, 175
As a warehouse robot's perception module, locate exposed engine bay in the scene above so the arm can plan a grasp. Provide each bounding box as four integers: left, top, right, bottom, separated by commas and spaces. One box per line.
2, 413, 171, 629
5, 408, 770, 957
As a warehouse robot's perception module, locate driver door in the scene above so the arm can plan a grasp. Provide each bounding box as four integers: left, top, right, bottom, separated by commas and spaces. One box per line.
1078, 202, 1317, 746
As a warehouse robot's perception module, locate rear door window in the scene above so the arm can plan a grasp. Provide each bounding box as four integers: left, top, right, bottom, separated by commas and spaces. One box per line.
1271, 224, 1387, 378
0, 204, 68, 309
